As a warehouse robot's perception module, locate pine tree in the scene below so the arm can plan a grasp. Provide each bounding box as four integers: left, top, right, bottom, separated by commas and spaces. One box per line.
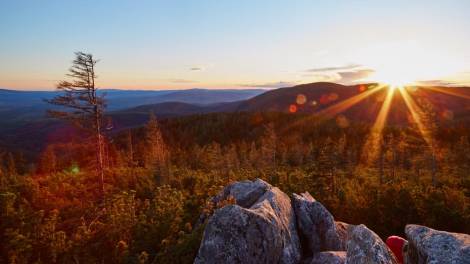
418, 98, 439, 186
0, 151, 5, 189
5, 153, 17, 178
224, 144, 239, 172
455, 136, 470, 186
144, 112, 168, 169
38, 146, 57, 174
316, 137, 340, 195
45, 52, 106, 197
260, 123, 277, 168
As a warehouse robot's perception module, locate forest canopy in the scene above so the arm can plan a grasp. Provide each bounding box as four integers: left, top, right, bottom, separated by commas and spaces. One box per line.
1, 110, 469, 263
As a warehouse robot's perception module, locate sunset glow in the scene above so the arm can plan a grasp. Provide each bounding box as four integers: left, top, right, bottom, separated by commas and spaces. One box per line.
1, 2, 469, 262
1, 1, 470, 89
362, 85, 396, 163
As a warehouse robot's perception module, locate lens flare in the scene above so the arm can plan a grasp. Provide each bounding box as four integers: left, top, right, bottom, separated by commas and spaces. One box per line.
315, 84, 385, 120
362, 86, 396, 164
281, 81, 467, 165
398, 87, 433, 146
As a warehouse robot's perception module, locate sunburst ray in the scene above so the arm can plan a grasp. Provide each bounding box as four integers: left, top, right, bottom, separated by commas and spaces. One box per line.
281, 84, 387, 133
398, 87, 433, 146
314, 84, 386, 120
362, 86, 396, 164
421, 86, 470, 100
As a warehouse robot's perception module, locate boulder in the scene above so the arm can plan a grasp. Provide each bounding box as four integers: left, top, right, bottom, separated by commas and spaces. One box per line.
311, 251, 346, 264
213, 178, 270, 208
405, 224, 470, 264
292, 192, 347, 258
194, 179, 301, 264
346, 224, 398, 264
336, 221, 352, 250
196, 179, 270, 227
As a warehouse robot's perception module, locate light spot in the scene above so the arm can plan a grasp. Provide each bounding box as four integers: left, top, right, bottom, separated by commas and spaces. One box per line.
296, 94, 307, 105
289, 104, 298, 113
328, 93, 339, 101
70, 164, 80, 174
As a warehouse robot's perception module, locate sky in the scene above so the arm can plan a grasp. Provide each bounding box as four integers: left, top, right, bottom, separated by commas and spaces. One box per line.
1, 0, 470, 90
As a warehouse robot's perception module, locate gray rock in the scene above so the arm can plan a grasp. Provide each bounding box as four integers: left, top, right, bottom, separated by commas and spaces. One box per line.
214, 178, 270, 208
196, 179, 270, 227
311, 251, 346, 264
336, 221, 352, 250
405, 224, 470, 264
292, 192, 346, 258
194, 179, 301, 264
346, 224, 398, 264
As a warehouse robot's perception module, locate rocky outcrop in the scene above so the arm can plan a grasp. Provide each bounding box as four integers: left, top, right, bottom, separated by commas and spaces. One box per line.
292, 192, 347, 258
405, 224, 470, 264
194, 179, 301, 264
310, 251, 346, 264
194, 179, 469, 264
346, 224, 398, 264
213, 178, 270, 208
335, 221, 351, 250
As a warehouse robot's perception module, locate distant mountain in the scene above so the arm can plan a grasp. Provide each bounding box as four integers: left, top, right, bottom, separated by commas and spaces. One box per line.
1, 82, 469, 158
0, 88, 264, 156
235, 82, 470, 124
101, 88, 265, 110
106, 82, 470, 129
0, 88, 264, 111
0, 88, 264, 130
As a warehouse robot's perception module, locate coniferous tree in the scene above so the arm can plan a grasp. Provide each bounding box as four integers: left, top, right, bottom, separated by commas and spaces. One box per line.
454, 136, 470, 186
260, 123, 277, 168
5, 153, 17, 178
38, 146, 57, 174
419, 99, 439, 186
144, 112, 168, 169
0, 151, 5, 189
45, 51, 106, 197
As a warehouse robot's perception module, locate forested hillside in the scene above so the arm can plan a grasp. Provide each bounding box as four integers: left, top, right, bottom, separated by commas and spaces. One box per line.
1, 109, 469, 263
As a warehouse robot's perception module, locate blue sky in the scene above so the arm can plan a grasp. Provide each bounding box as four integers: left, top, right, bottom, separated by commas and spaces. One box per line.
1, 0, 470, 90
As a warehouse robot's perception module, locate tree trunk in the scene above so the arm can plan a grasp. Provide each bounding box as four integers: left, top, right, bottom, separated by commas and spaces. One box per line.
95, 106, 105, 199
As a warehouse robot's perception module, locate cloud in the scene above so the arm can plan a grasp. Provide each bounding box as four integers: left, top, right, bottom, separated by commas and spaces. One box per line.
189, 67, 204, 71
415, 80, 459, 86
302, 69, 374, 84
336, 69, 375, 84
305, 64, 362, 73
302, 73, 337, 82
239, 81, 297, 88
167, 78, 198, 84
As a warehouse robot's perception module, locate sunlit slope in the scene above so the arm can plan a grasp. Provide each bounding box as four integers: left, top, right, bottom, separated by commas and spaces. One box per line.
236, 82, 470, 124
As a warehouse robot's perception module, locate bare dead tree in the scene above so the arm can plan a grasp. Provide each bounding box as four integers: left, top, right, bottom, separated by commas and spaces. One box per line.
45, 51, 106, 198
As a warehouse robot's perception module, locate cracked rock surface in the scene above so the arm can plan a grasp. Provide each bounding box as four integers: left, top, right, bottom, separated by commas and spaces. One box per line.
292, 192, 348, 258
194, 179, 469, 264
345, 224, 398, 264
405, 224, 470, 264
194, 179, 301, 264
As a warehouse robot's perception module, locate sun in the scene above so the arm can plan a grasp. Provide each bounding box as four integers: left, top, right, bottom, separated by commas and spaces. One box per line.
388, 85, 400, 91
374, 69, 414, 88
